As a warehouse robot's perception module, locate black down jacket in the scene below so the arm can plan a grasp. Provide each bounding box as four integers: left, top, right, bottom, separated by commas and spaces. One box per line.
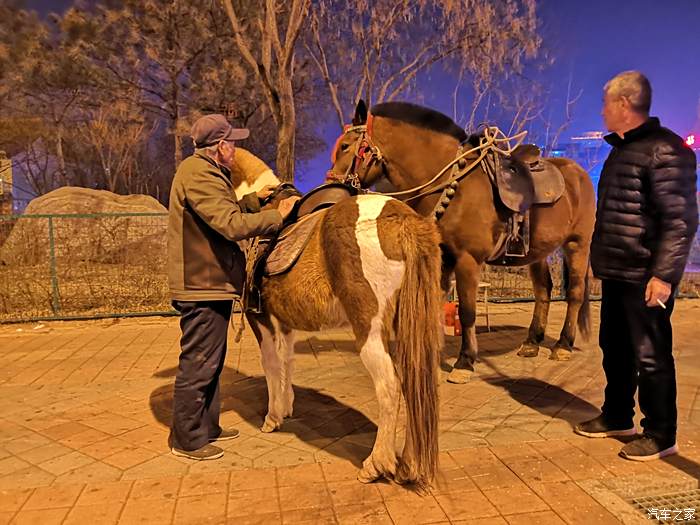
591, 117, 698, 284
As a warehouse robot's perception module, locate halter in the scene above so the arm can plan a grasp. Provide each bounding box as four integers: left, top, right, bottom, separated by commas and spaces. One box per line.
328, 117, 385, 190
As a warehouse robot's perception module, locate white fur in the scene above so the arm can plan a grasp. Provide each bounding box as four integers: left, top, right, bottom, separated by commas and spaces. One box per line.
256, 315, 295, 432
234, 169, 281, 200
354, 195, 406, 479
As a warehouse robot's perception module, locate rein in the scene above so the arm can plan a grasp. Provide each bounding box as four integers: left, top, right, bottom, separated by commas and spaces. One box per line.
334, 122, 527, 219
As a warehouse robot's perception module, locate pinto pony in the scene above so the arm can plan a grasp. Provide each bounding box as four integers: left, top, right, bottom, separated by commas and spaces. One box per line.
234, 175, 443, 488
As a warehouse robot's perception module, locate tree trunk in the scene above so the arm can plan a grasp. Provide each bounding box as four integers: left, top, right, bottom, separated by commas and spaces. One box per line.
276, 86, 296, 182
55, 124, 67, 186
174, 131, 183, 168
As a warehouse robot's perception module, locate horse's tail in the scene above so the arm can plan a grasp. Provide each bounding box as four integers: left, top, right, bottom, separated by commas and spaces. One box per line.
394, 212, 442, 491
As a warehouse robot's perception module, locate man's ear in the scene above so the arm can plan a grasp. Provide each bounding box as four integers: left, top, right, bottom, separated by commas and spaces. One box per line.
619, 96, 632, 111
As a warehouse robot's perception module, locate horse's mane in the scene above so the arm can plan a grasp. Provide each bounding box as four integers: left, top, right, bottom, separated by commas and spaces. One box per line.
370, 102, 468, 143
464, 132, 485, 148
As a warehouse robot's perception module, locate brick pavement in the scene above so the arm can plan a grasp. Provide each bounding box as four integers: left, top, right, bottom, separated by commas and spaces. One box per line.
0, 300, 699, 524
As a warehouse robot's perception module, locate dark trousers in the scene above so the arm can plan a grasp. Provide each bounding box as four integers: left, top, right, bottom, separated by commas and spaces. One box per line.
599, 279, 677, 439
170, 300, 232, 451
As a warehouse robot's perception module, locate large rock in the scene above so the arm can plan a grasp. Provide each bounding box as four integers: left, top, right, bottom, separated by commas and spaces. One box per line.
0, 186, 167, 266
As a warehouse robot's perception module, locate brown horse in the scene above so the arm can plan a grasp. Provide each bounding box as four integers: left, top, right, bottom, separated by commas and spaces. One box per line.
236, 182, 443, 488
328, 101, 596, 384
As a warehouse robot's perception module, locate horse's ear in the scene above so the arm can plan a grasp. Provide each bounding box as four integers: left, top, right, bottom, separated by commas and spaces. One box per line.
352, 99, 368, 126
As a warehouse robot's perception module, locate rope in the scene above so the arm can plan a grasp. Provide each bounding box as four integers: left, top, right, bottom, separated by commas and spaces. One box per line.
364, 126, 528, 200
232, 236, 261, 343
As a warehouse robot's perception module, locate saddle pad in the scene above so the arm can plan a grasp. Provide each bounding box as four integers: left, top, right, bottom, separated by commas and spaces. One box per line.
530, 160, 565, 205
264, 210, 325, 276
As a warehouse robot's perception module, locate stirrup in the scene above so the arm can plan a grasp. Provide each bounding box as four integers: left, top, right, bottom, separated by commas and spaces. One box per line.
505, 235, 527, 257
246, 287, 263, 315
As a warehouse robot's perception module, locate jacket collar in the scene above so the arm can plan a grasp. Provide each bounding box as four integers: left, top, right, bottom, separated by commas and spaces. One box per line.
194, 151, 232, 179
604, 117, 661, 147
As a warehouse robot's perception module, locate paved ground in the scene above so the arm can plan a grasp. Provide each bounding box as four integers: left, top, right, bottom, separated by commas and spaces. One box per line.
0, 300, 699, 524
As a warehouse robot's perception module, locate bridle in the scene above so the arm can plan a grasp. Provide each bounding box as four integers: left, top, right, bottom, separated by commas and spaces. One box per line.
328, 119, 385, 190
329, 117, 528, 220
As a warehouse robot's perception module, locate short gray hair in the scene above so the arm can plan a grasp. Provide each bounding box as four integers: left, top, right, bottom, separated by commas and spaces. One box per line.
197, 144, 220, 158
604, 71, 652, 114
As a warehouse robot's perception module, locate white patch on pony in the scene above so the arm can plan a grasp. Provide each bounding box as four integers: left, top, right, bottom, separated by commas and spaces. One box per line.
355, 195, 405, 478
234, 169, 281, 200
355, 195, 405, 320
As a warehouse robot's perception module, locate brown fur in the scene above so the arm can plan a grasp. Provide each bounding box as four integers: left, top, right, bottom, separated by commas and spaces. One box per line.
329, 107, 596, 377
378, 199, 442, 488
251, 196, 442, 488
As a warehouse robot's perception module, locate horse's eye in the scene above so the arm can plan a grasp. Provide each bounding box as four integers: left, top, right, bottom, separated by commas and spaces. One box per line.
340, 143, 350, 152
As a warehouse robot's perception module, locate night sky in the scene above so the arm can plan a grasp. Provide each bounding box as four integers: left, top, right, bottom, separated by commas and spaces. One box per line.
23, 0, 700, 189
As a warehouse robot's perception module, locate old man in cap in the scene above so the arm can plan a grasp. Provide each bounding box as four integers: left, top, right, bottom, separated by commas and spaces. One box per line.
167, 114, 298, 460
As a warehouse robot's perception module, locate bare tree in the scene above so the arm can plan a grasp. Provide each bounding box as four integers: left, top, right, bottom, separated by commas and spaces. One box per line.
62, 0, 222, 168
222, 0, 311, 182
307, 0, 541, 129
78, 102, 152, 193
541, 74, 583, 155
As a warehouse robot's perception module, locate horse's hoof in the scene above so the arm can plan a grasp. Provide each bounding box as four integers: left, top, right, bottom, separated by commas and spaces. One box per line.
357, 466, 382, 484
260, 417, 280, 433
447, 368, 472, 384
549, 347, 572, 361
517, 344, 540, 358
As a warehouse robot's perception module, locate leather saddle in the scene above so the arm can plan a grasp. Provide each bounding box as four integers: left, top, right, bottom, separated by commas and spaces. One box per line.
260, 182, 358, 276
486, 144, 565, 214
510, 144, 566, 206
483, 144, 565, 264
246, 183, 357, 312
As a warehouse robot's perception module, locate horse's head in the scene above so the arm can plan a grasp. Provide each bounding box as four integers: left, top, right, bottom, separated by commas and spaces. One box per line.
326, 100, 386, 189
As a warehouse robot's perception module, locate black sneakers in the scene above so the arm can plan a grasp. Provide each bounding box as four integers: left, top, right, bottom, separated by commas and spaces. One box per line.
574, 415, 636, 438
619, 434, 678, 462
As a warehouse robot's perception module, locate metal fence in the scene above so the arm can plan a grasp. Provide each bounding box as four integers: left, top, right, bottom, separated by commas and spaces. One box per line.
0, 213, 173, 322
1, 213, 698, 323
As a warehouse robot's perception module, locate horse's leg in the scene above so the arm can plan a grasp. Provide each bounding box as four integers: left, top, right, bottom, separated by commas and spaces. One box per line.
357, 329, 400, 483
280, 327, 296, 418
447, 252, 480, 384
517, 260, 553, 357
247, 314, 288, 433
550, 239, 590, 361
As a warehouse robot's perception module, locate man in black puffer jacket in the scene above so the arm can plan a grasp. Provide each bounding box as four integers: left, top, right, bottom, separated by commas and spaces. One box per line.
575, 71, 698, 461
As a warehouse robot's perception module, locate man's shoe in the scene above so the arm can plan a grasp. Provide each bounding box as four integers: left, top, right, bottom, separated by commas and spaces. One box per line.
171, 444, 224, 461
619, 434, 678, 462
574, 415, 636, 438
209, 428, 240, 442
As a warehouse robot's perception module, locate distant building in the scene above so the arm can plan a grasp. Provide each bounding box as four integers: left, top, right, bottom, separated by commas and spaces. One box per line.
548, 131, 610, 191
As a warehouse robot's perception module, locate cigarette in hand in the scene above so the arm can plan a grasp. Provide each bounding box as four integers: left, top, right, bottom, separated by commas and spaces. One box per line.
656, 299, 666, 309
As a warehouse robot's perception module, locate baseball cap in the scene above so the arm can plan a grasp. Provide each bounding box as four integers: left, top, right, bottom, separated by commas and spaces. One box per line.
191, 114, 250, 148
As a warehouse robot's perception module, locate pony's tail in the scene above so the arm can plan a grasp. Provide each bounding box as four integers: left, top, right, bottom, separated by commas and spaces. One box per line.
393, 213, 442, 491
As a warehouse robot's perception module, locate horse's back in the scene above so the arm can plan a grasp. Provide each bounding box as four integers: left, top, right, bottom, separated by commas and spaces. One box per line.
546, 157, 596, 197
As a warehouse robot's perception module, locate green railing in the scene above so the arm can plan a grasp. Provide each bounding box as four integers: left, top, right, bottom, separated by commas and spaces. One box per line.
0, 212, 176, 323
1, 212, 698, 323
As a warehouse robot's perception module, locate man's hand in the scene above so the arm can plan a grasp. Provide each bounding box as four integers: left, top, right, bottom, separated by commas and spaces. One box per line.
277, 196, 301, 220
256, 185, 278, 200
645, 276, 672, 308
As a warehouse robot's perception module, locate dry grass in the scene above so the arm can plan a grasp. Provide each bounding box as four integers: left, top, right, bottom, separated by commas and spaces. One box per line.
1, 216, 698, 321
